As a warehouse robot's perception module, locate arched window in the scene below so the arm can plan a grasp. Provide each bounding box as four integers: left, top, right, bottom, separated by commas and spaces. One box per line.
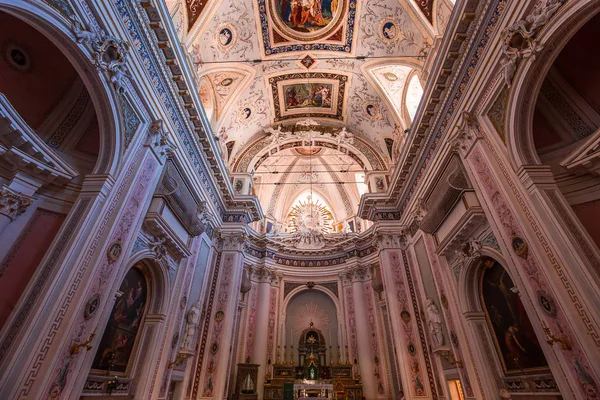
92, 266, 148, 373
405, 74, 424, 122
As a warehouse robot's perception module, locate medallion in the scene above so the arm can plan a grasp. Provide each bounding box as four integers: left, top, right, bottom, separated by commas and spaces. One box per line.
511, 235, 529, 259
215, 310, 225, 322
84, 294, 100, 320
400, 310, 411, 323
107, 238, 122, 264
215, 24, 237, 51
538, 291, 556, 316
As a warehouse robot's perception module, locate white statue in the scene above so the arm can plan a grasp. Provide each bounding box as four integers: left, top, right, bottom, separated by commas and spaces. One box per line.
265, 126, 287, 145
270, 222, 280, 236
341, 220, 352, 234
336, 127, 354, 146
181, 303, 201, 349
426, 298, 444, 347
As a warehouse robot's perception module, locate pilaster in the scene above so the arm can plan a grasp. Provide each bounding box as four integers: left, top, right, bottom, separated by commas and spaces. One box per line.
375, 228, 438, 400
195, 226, 247, 400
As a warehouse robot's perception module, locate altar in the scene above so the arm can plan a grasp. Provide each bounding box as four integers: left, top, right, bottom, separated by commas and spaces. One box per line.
293, 382, 333, 399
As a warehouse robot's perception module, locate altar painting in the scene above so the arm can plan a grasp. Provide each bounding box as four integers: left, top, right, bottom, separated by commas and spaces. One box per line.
481, 259, 548, 374
92, 267, 148, 373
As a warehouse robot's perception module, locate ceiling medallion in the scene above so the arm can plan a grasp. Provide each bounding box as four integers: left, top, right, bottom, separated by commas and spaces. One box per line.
378, 18, 403, 43
215, 24, 237, 51
1, 42, 32, 73
383, 72, 398, 81
238, 104, 255, 121
363, 102, 381, 120
300, 55, 316, 69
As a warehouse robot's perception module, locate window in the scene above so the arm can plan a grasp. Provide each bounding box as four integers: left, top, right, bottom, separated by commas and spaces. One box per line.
405, 74, 424, 122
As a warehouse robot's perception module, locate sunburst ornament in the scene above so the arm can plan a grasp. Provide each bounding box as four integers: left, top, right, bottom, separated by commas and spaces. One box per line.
290, 301, 330, 338
287, 195, 333, 235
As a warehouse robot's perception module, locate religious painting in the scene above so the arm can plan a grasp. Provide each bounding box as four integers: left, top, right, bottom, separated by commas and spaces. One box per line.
92, 266, 148, 373
274, 0, 337, 34
480, 259, 549, 374
270, 72, 347, 122
283, 83, 333, 110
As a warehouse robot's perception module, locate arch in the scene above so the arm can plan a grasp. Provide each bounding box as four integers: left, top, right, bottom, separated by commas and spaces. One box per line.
281, 187, 337, 225
233, 134, 386, 173
282, 285, 342, 319
126, 251, 172, 315
506, 0, 600, 168
362, 58, 424, 129
459, 253, 551, 376
458, 246, 506, 313
0, 0, 124, 176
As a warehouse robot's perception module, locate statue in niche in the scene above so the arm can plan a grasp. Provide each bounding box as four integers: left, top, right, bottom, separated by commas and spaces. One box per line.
426, 298, 444, 347
181, 303, 201, 350
242, 373, 255, 394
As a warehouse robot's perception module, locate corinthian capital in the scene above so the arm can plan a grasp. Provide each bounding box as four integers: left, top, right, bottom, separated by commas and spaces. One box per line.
0, 186, 33, 220
219, 232, 247, 252
375, 232, 406, 250
449, 111, 481, 157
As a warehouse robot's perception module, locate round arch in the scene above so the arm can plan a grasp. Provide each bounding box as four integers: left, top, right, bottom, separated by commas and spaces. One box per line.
505, 0, 600, 169
234, 134, 387, 173
0, 0, 124, 176
125, 251, 172, 315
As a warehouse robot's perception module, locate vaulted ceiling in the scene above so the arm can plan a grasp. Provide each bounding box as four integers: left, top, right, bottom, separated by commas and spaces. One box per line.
165, 0, 454, 226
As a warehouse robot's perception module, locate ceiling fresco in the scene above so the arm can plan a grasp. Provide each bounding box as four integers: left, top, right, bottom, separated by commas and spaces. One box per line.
270, 72, 348, 122
165, 0, 454, 219
259, 0, 358, 55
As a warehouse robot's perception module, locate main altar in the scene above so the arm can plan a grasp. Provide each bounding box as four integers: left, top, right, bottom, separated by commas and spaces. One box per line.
262, 322, 363, 400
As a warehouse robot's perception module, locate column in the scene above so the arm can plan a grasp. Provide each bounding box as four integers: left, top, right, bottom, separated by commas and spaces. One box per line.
251, 267, 274, 398
348, 266, 377, 399
196, 226, 247, 400
376, 229, 437, 400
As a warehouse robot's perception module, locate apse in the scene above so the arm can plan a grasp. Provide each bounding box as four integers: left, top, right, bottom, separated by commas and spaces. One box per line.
285, 289, 339, 365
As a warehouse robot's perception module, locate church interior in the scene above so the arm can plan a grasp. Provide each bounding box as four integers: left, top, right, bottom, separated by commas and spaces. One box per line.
0, 0, 599, 399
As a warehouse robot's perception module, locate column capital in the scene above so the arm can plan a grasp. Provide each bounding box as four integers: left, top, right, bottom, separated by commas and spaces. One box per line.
219, 231, 248, 252
340, 265, 372, 285
375, 231, 407, 250
0, 185, 33, 221
145, 119, 177, 163
449, 111, 482, 158
247, 265, 278, 284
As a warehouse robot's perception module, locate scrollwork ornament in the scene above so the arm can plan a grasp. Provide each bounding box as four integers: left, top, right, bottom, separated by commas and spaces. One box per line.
500, 0, 565, 87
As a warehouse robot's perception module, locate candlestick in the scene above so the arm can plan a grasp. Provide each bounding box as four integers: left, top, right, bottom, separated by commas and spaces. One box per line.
290, 345, 294, 365
329, 346, 333, 366
276, 346, 281, 364
283, 346, 288, 365
337, 345, 342, 365
345, 346, 350, 365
